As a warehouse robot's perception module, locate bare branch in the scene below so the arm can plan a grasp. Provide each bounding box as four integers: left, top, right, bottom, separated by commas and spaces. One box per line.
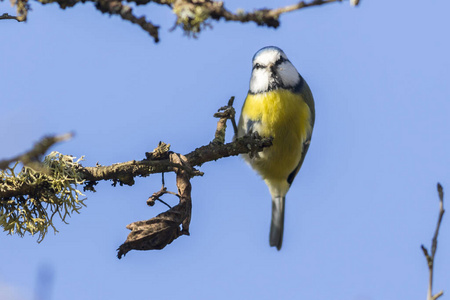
94, 0, 160, 42
421, 183, 445, 300
0, 133, 73, 170
147, 173, 179, 208
185, 134, 272, 167
213, 96, 238, 144
262, 0, 341, 19
0, 13, 21, 21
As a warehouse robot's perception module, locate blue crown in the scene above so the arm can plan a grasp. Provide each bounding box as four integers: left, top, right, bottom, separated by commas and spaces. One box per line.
252, 46, 285, 61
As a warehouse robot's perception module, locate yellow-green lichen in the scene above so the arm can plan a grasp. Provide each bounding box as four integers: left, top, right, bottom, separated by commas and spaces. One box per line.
174, 4, 211, 35
0, 152, 86, 242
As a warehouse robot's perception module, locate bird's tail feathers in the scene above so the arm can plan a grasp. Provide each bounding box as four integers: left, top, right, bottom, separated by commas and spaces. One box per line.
270, 196, 285, 250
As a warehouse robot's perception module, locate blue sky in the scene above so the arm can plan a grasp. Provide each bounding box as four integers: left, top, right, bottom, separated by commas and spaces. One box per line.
1, 0, 450, 299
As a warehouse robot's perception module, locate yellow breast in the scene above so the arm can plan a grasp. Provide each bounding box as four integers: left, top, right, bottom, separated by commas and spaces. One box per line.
240, 89, 312, 182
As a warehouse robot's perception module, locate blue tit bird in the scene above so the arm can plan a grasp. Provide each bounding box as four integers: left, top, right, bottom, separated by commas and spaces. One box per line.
237, 46, 315, 250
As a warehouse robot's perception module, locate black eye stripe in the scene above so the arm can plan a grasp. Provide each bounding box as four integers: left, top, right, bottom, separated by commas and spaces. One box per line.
275, 56, 288, 66
253, 57, 288, 70
253, 63, 264, 70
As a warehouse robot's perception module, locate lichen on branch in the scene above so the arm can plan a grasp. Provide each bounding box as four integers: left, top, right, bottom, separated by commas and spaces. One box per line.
2, 0, 349, 42
0, 97, 272, 256
0, 152, 86, 242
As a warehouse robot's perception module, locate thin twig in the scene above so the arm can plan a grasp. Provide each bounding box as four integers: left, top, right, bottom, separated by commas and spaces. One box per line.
227, 97, 239, 136
0, 13, 21, 21
0, 133, 73, 170
213, 97, 237, 144
421, 183, 445, 300
266, 0, 341, 18
94, 0, 160, 42
146, 173, 179, 208
154, 197, 172, 209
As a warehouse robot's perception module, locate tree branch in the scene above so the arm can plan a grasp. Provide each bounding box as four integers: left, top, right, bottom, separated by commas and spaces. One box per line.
0, 134, 270, 199
117, 152, 192, 258
3, 0, 350, 42
421, 183, 445, 300
171, 0, 343, 34
0, 97, 272, 256
0, 13, 21, 21
94, 0, 160, 42
244, 0, 341, 21
0, 133, 73, 170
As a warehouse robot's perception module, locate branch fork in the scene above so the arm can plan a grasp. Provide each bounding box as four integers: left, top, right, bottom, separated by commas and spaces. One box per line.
0, 97, 272, 257
421, 183, 445, 300
2, 0, 351, 42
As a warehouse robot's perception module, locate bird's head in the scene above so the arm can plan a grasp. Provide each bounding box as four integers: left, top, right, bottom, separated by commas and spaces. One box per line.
249, 46, 301, 94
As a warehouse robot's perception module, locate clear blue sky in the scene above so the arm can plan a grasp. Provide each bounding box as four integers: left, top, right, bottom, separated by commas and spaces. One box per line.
1, 1, 449, 299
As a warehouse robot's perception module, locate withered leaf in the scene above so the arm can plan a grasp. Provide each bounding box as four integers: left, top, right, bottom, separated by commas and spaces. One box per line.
117, 202, 189, 258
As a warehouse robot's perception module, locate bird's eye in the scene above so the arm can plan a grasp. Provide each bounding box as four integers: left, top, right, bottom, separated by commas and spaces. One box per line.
253, 63, 263, 70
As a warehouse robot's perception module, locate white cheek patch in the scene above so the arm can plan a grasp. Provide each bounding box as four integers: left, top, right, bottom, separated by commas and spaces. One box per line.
278, 61, 300, 88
